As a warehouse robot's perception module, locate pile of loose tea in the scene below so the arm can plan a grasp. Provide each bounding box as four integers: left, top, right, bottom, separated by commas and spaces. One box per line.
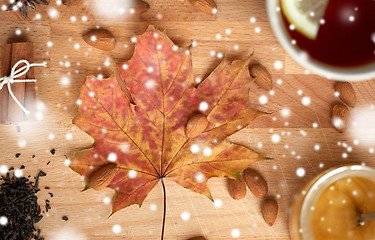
0, 169, 46, 240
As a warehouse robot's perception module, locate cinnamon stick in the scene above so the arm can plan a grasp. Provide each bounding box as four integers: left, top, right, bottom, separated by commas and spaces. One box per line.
8, 42, 29, 123
24, 43, 36, 121
0, 44, 12, 123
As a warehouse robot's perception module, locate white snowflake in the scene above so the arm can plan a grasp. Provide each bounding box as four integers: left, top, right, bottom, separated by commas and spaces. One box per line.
0, 165, 8, 174
203, 147, 212, 156
259, 95, 268, 104
47, 7, 59, 19
296, 168, 306, 177
145, 80, 156, 89
128, 170, 137, 178
231, 229, 240, 238
61, 76, 70, 86
150, 204, 157, 211
14, 169, 23, 178
107, 153, 117, 162
120, 143, 130, 153
332, 117, 344, 130
280, 108, 290, 118
66, 133, 73, 140
199, 102, 209, 111
301, 96, 311, 106
194, 172, 205, 183
214, 199, 223, 208
190, 144, 200, 154
103, 197, 111, 204
180, 211, 190, 221
64, 159, 71, 166
0, 216, 8, 226
271, 134, 280, 143
112, 224, 121, 234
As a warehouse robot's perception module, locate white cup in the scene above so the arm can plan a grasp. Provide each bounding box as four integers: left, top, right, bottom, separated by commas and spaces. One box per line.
266, 0, 375, 81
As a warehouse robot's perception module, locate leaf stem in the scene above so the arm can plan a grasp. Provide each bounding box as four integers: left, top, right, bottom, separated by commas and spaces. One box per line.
161, 177, 167, 240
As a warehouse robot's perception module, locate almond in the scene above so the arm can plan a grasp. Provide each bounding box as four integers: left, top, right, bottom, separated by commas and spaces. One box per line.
130, 0, 150, 14
334, 81, 356, 107
83, 29, 116, 51
62, 0, 83, 6
331, 103, 349, 133
249, 64, 273, 91
243, 168, 268, 199
187, 237, 207, 240
261, 198, 278, 226
90, 163, 118, 190
189, 0, 217, 15
226, 178, 247, 200
185, 114, 208, 139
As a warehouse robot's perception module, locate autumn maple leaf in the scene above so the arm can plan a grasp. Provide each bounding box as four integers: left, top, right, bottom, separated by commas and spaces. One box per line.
70, 25, 263, 238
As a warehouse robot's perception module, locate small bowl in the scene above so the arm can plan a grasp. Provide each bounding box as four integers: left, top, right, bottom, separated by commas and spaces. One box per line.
266, 0, 375, 81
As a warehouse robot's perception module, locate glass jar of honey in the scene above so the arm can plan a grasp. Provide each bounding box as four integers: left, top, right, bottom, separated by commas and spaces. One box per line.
290, 165, 375, 240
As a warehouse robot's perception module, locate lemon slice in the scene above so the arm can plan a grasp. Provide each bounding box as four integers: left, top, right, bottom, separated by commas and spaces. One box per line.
281, 0, 329, 40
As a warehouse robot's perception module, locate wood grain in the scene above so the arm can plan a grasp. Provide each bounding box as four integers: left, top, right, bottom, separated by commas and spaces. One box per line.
0, 0, 374, 239
0, 43, 11, 123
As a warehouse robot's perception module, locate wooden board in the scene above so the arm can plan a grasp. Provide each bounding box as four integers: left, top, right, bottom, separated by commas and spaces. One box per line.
0, 0, 374, 239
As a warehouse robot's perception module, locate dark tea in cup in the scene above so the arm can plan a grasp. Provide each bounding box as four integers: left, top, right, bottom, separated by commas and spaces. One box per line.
281, 0, 375, 67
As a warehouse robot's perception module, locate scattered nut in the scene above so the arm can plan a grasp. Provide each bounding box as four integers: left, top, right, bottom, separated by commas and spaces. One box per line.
185, 114, 208, 139
249, 64, 273, 91
243, 168, 268, 199
187, 237, 207, 240
130, 0, 150, 14
331, 103, 349, 133
83, 29, 116, 51
334, 81, 356, 107
189, 0, 217, 15
226, 178, 247, 200
261, 198, 278, 226
62, 0, 83, 6
89, 163, 118, 190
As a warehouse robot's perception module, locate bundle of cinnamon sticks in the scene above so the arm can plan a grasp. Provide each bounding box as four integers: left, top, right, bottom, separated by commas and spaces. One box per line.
0, 42, 36, 124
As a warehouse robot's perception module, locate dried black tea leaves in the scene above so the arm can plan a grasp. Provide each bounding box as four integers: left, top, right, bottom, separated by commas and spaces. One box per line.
50, 149, 55, 155
0, 169, 46, 240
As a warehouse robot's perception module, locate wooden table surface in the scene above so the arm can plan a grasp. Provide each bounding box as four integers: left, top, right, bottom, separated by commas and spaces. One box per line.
1, 0, 375, 239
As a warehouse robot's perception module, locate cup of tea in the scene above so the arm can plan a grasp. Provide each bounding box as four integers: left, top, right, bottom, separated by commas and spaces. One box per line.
267, 0, 375, 81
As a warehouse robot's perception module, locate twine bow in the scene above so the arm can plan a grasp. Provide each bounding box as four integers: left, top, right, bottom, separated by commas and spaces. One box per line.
0, 60, 47, 115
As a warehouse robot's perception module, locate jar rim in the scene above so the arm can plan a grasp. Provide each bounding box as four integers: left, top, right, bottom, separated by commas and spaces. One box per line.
299, 165, 375, 239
